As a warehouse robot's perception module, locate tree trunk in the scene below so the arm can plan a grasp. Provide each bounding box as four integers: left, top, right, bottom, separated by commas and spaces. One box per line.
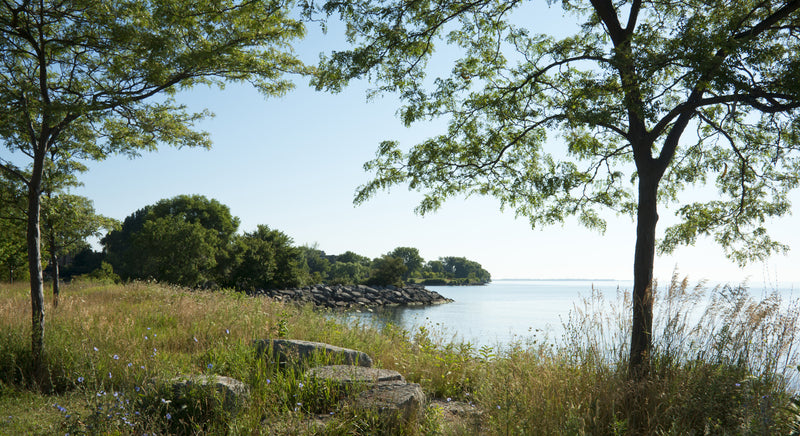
27, 181, 46, 385
629, 173, 659, 378
51, 249, 59, 309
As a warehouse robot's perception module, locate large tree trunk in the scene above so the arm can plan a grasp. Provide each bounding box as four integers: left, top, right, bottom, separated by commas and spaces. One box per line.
51, 249, 59, 309
27, 180, 46, 385
629, 173, 659, 377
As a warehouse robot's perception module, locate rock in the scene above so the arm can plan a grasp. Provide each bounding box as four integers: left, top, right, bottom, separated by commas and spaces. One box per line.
255, 339, 373, 368
306, 365, 405, 388
250, 284, 453, 308
169, 374, 250, 414
353, 383, 426, 424
429, 399, 484, 434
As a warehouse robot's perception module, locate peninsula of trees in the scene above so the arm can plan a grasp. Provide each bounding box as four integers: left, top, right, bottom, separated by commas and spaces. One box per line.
1, 194, 491, 291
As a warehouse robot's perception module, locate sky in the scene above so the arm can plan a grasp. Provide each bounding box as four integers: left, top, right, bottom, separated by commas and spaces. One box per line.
62, 4, 800, 286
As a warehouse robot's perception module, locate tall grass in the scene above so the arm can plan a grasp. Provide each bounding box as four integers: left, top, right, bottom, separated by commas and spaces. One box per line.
477, 273, 800, 435
0, 275, 798, 435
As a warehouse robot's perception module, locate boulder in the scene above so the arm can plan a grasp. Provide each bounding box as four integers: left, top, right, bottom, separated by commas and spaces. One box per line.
251, 284, 453, 308
255, 339, 373, 368
353, 383, 426, 424
306, 365, 405, 388
169, 374, 250, 414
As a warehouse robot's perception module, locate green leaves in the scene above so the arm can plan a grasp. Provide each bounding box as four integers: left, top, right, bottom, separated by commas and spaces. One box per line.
324, 0, 800, 265
0, 0, 309, 182
103, 195, 240, 287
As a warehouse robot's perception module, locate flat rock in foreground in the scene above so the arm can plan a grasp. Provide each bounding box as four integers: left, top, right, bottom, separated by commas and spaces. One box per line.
306, 365, 405, 387
255, 338, 373, 368
353, 382, 426, 424
169, 374, 250, 414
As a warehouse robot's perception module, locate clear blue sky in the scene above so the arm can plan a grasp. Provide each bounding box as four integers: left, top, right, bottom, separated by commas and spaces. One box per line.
72, 4, 800, 286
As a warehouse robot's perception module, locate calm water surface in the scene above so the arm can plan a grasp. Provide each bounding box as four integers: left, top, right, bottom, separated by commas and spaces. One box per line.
339, 279, 800, 348
342, 280, 631, 347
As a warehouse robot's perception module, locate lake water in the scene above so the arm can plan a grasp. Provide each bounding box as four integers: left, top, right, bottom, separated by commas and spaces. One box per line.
339, 279, 800, 349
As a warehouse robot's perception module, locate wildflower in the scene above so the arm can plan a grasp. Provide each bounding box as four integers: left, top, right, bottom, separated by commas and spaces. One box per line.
135, 386, 140, 392
147, 327, 151, 330
497, 405, 501, 410
108, 372, 112, 379
112, 354, 119, 360
207, 363, 213, 369
193, 337, 198, 343
93, 347, 99, 352
298, 382, 304, 388
140, 366, 145, 370
266, 379, 271, 385
77, 376, 84, 383
165, 413, 171, 420
447, 397, 451, 402
144, 336, 148, 340
735, 383, 741, 387
127, 362, 132, 367
225, 329, 230, 334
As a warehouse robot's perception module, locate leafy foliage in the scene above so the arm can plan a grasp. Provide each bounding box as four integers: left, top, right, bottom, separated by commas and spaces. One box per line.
226, 225, 307, 290
0, 172, 27, 282
389, 246, 424, 278
316, 0, 800, 261
313, 0, 800, 372
103, 195, 239, 287
0, 0, 309, 379
367, 254, 407, 286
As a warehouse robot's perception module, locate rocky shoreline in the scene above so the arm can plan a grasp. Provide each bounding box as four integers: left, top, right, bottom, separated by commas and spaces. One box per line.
248, 284, 453, 308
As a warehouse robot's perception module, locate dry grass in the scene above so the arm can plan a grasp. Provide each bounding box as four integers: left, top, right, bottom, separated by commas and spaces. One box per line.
0, 276, 798, 435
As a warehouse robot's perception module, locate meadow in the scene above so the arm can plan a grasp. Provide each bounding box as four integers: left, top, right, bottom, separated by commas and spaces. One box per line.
1, 275, 799, 435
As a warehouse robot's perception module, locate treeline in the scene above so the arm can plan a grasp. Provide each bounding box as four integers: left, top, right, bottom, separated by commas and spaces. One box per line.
2, 194, 490, 290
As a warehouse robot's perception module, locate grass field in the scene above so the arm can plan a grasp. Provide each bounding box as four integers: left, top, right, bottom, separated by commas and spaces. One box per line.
1, 276, 798, 435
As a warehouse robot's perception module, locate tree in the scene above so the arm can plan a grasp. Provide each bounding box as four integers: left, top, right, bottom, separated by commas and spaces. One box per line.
227, 225, 306, 290
0, 171, 27, 282
335, 250, 372, 266
328, 261, 371, 284
440, 256, 490, 283
103, 195, 239, 287
133, 215, 222, 287
314, 0, 800, 378
367, 255, 407, 286
41, 193, 117, 307
388, 246, 424, 279
0, 0, 307, 383
299, 245, 331, 283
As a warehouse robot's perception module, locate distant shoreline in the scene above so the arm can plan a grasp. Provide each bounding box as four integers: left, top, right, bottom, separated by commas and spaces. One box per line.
492, 278, 619, 282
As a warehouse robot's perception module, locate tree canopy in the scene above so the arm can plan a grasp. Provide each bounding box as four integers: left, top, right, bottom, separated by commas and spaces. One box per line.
0, 0, 309, 382
103, 195, 239, 287
42, 192, 117, 305
0, 171, 27, 282
313, 0, 800, 378
226, 225, 307, 291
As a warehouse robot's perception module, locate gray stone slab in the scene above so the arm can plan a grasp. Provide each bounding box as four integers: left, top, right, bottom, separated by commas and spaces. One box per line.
306, 365, 405, 386
254, 339, 373, 368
